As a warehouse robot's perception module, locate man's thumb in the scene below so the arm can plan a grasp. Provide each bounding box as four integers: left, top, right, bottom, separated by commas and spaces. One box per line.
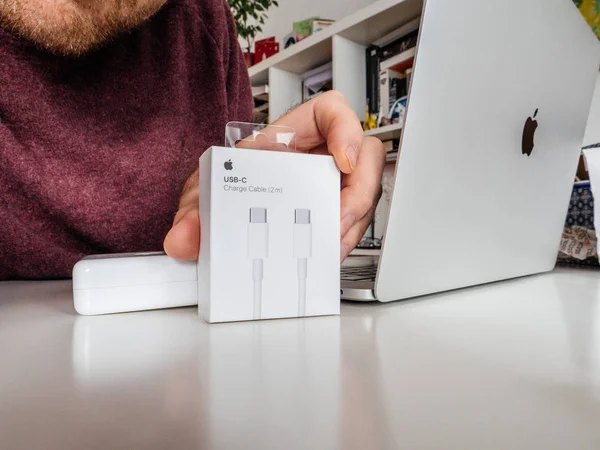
164, 207, 200, 260
164, 171, 200, 260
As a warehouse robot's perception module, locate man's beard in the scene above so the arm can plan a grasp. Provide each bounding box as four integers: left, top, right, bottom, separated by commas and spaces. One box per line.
0, 0, 167, 56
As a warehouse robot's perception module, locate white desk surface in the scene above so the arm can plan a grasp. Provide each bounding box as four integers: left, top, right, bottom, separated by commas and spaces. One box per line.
0, 268, 599, 450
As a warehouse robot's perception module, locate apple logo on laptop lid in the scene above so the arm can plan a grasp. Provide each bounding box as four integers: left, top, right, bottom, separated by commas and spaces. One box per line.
522, 109, 539, 157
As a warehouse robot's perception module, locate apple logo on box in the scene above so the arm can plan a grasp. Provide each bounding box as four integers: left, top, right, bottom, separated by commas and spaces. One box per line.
522, 109, 539, 157
224, 160, 233, 171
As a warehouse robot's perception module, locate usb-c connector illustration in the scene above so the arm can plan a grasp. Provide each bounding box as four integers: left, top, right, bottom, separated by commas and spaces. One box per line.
248, 207, 268, 320
294, 209, 312, 317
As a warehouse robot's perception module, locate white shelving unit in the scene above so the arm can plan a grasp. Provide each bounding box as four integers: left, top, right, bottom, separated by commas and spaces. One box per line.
249, 0, 422, 257
249, 0, 423, 122
365, 123, 403, 141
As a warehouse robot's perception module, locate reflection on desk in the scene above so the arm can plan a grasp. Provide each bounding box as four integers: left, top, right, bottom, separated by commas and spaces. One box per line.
0, 269, 599, 449
71, 311, 341, 449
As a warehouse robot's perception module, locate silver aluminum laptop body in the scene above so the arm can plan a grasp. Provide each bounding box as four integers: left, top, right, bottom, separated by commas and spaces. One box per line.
342, 0, 600, 302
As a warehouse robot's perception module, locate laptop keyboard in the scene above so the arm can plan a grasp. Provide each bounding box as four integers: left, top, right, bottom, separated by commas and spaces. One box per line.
341, 264, 378, 282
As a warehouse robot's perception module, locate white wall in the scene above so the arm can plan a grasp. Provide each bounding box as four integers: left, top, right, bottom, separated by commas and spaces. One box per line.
244, 0, 375, 49
584, 73, 600, 147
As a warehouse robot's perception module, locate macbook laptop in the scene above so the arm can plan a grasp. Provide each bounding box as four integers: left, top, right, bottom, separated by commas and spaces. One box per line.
342, 0, 600, 301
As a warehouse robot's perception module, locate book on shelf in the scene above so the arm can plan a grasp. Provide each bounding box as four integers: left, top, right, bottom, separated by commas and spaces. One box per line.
365, 16, 420, 128
380, 29, 419, 63
390, 73, 408, 106
379, 68, 399, 120
303, 62, 333, 101
379, 69, 408, 119
366, 45, 380, 119
379, 68, 410, 127
378, 53, 414, 121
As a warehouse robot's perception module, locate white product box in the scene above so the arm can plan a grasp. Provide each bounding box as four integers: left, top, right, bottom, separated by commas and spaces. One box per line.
198, 146, 340, 323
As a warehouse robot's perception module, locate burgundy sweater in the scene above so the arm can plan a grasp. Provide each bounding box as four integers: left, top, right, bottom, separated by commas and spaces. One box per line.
0, 0, 253, 280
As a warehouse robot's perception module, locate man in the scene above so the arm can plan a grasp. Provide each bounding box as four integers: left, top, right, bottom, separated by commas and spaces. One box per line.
0, 0, 385, 280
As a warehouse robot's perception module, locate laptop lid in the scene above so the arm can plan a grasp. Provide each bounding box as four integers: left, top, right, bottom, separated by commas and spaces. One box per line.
375, 0, 600, 302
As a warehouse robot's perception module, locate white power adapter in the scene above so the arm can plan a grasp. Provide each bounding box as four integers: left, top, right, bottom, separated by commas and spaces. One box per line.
73, 252, 198, 315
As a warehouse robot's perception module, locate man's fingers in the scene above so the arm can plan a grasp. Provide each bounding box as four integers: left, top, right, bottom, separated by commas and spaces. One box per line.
340, 136, 386, 239
312, 91, 364, 173
339, 136, 385, 259
271, 91, 364, 174
164, 210, 200, 260
164, 170, 200, 261
165, 91, 380, 262
340, 212, 376, 262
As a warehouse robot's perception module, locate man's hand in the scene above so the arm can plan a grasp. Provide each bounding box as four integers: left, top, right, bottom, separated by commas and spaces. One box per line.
164, 90, 386, 262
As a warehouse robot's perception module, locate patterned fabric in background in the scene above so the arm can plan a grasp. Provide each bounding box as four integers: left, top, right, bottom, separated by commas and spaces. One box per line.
558, 181, 599, 267
575, 0, 600, 38
565, 182, 595, 230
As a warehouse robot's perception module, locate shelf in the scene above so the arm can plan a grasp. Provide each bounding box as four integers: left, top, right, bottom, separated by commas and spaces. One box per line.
249, 31, 332, 85
248, 0, 423, 85
253, 103, 269, 113
364, 123, 403, 141
253, 93, 269, 102
350, 248, 381, 256
380, 47, 416, 71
